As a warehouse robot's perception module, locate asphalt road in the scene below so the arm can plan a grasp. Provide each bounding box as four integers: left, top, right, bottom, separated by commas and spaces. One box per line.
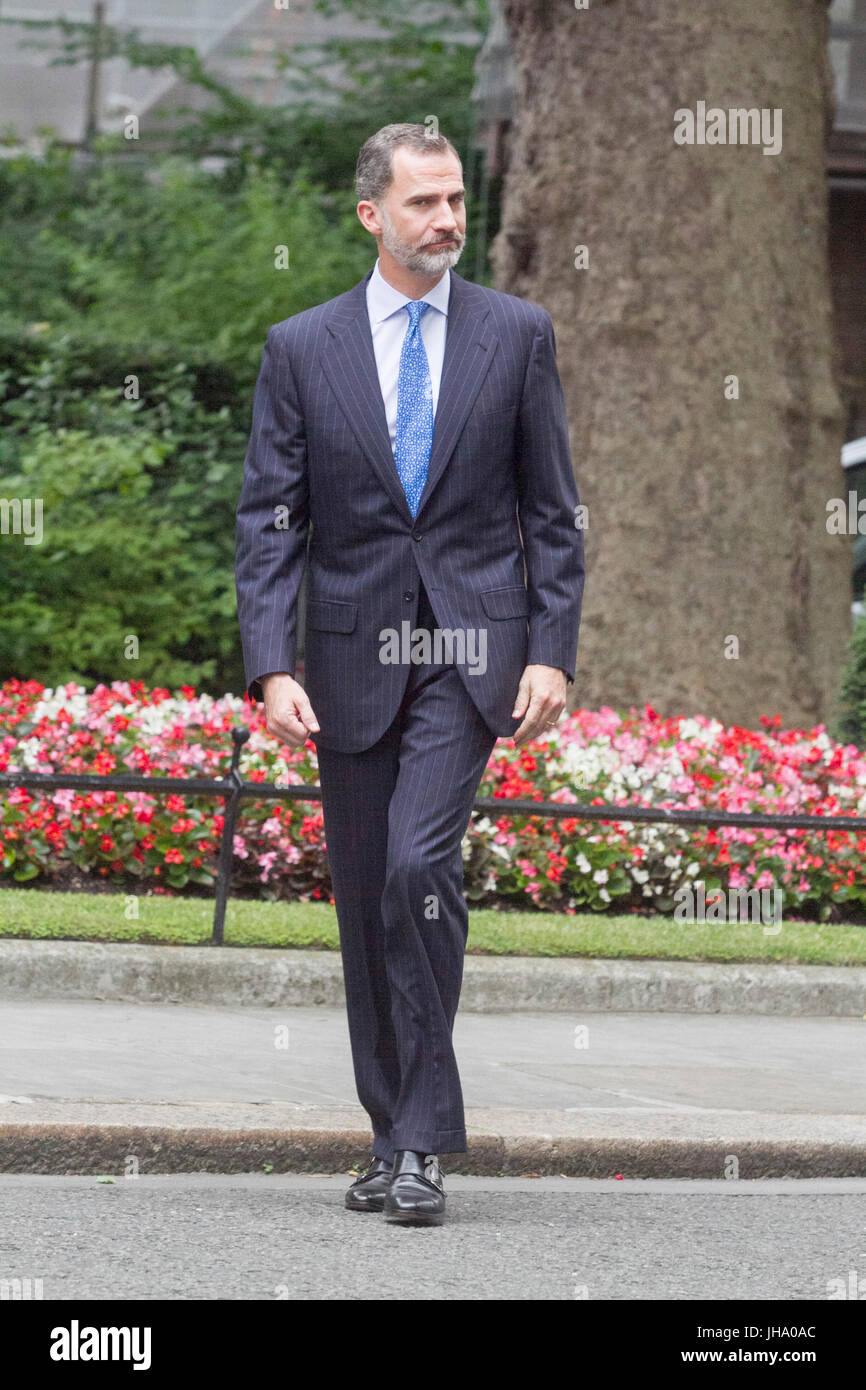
1, 1175, 865, 1300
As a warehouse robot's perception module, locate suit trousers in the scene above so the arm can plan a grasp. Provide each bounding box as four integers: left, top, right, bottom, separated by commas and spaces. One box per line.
314, 581, 499, 1160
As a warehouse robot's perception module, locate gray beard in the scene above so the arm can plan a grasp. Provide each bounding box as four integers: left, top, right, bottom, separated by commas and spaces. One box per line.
380, 213, 464, 276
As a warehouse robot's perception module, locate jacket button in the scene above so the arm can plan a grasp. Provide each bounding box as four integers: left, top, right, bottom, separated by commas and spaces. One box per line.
403, 591, 414, 601
412, 532, 423, 542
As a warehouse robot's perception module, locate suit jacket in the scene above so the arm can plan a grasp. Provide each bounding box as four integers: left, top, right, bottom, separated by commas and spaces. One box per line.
235, 267, 585, 753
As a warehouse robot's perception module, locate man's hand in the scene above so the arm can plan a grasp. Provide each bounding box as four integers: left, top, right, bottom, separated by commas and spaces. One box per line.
261, 672, 320, 748
512, 665, 567, 747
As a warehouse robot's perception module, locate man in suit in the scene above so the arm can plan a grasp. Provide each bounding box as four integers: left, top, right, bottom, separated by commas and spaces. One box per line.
235, 123, 584, 1225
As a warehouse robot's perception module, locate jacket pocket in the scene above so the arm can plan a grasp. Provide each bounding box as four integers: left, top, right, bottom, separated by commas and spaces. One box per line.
480, 585, 530, 620
306, 598, 358, 633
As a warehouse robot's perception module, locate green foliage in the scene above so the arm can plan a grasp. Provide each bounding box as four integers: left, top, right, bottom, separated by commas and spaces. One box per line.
0, 157, 371, 376
73, 162, 369, 375
0, 327, 251, 694
0, 0, 491, 699
0, 157, 373, 697
833, 612, 866, 748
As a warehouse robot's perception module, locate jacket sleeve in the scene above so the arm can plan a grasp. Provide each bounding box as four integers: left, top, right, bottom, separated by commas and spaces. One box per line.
235, 324, 310, 704
515, 309, 585, 683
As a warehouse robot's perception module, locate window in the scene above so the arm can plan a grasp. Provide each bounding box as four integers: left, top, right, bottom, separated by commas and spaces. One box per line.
830, 0, 866, 131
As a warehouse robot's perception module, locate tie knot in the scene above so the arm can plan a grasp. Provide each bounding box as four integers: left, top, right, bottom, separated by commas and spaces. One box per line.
405, 300, 431, 327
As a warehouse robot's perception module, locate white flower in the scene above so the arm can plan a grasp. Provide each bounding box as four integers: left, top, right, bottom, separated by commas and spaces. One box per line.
678, 718, 703, 741
559, 739, 618, 782
576, 853, 592, 874
678, 717, 723, 748
593, 868, 609, 884
686, 860, 700, 877
30, 691, 90, 726
18, 736, 45, 770
632, 868, 649, 884
599, 888, 611, 903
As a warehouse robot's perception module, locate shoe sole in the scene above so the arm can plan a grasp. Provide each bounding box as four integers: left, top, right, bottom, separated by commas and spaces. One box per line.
383, 1207, 445, 1226
345, 1197, 386, 1212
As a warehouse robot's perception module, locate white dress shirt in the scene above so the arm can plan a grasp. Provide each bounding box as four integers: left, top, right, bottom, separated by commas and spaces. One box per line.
365, 258, 451, 452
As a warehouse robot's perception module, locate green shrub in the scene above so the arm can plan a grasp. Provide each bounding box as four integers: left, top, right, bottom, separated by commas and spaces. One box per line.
0, 326, 250, 694
834, 611, 866, 748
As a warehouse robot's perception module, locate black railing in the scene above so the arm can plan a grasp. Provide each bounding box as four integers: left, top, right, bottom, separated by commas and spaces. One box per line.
2, 724, 865, 943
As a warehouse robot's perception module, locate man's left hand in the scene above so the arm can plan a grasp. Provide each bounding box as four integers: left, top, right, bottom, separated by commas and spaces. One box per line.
511, 665, 567, 747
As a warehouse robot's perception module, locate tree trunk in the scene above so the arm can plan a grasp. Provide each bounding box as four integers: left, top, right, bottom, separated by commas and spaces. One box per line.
494, 0, 848, 731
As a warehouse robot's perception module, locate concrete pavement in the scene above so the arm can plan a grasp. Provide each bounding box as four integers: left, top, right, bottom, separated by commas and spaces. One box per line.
1, 999, 865, 1177
1, 938, 865, 1014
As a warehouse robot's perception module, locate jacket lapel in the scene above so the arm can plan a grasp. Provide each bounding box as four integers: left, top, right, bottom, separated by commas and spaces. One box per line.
319, 268, 499, 524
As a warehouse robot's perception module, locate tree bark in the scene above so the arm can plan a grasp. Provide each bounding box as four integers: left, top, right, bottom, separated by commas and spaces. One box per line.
494, 0, 848, 730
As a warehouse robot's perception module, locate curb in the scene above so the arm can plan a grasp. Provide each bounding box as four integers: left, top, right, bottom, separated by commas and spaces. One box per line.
1, 1124, 864, 1178
1, 938, 865, 1015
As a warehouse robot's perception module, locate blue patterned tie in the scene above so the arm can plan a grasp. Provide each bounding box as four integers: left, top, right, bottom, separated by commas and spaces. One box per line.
394, 300, 434, 518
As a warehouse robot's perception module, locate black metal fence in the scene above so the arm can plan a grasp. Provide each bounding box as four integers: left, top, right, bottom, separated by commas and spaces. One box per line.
2, 725, 865, 943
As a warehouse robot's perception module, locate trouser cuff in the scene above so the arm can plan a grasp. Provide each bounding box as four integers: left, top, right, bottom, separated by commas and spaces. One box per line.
390, 1127, 467, 1156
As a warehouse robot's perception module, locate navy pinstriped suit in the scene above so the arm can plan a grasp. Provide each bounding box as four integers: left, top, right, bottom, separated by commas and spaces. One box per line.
235, 267, 584, 1159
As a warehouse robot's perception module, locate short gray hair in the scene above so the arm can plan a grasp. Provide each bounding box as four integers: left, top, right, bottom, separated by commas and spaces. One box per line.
355, 123, 462, 204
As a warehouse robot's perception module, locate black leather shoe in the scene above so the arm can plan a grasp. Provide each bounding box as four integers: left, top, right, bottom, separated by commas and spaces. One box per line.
383, 1150, 445, 1226
345, 1155, 393, 1212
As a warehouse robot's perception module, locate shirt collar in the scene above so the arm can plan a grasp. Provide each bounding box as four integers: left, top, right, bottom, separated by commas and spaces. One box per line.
367, 258, 451, 324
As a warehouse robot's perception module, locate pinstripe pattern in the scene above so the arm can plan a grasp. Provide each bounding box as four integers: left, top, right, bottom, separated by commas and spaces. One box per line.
315, 581, 497, 1159
235, 268, 585, 753
234, 267, 585, 1157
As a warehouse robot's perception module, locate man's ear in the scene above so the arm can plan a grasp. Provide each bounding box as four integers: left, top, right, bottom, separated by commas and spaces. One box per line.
356, 200, 382, 236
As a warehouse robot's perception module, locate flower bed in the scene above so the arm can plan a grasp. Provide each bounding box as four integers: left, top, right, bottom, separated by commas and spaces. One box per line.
2, 678, 866, 919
